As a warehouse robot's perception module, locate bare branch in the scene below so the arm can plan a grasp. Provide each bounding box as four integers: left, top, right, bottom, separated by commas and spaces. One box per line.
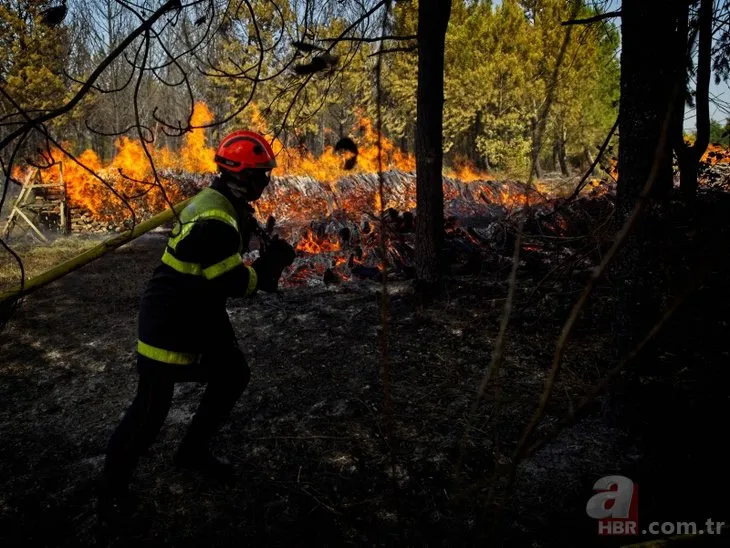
564, 115, 619, 202
0, 0, 184, 153
320, 34, 417, 43
562, 10, 622, 26
507, 82, 681, 489
368, 46, 417, 57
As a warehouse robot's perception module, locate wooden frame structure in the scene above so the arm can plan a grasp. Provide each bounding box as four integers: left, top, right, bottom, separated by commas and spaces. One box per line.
1, 162, 68, 242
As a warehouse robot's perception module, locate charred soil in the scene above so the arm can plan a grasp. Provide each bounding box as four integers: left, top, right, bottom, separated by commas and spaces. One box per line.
1, 192, 729, 547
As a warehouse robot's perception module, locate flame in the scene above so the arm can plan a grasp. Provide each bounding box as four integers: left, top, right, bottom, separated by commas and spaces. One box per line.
6, 99, 616, 289
373, 192, 382, 213
180, 102, 217, 173
272, 112, 416, 183
10, 100, 549, 236
12, 102, 216, 222
446, 155, 493, 182
701, 144, 730, 165
295, 228, 342, 254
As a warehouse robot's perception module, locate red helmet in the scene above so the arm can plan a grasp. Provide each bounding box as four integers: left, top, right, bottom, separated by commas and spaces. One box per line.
214, 130, 277, 173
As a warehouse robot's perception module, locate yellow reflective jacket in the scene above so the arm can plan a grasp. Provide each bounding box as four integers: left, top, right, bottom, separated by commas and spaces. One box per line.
136, 184, 258, 365
161, 187, 257, 290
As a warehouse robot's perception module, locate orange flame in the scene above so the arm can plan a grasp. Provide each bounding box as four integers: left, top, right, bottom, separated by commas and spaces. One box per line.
445, 155, 494, 182
701, 144, 730, 165
11, 100, 552, 229
13, 102, 217, 222
295, 228, 342, 254
272, 113, 416, 183
180, 103, 218, 173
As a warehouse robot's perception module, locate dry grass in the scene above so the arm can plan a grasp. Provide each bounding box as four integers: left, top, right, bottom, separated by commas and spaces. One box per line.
0, 235, 101, 292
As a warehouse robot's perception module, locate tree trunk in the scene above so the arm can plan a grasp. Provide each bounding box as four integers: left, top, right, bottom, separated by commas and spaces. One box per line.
614, 0, 683, 356
676, 0, 712, 200
415, 0, 452, 290
531, 131, 543, 179
609, 3, 725, 528
530, 116, 543, 180
558, 145, 569, 176
584, 146, 595, 173
558, 128, 569, 176
474, 111, 487, 170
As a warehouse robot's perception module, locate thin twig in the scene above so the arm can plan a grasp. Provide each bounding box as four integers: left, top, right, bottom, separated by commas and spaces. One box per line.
0, 0, 183, 153
562, 11, 622, 26
375, 0, 396, 483
563, 115, 619, 203
507, 83, 680, 491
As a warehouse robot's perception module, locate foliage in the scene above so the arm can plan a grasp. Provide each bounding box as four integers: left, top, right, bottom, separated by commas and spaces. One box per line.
1, 0, 621, 179
381, 0, 620, 176
0, 1, 69, 119
708, 118, 730, 145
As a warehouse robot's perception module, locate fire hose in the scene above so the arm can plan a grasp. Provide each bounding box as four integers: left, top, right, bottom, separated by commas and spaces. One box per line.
0, 200, 285, 307
0, 198, 193, 304
0, 199, 285, 310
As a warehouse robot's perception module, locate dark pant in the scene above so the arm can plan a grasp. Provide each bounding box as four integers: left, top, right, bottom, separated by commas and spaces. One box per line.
102, 344, 250, 491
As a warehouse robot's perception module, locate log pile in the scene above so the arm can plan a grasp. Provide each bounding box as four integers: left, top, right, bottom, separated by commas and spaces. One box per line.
52, 169, 547, 234
257, 170, 545, 225
272, 188, 617, 288
69, 208, 126, 233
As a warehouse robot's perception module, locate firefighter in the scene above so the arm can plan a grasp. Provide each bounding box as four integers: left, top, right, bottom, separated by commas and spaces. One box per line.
98, 130, 295, 512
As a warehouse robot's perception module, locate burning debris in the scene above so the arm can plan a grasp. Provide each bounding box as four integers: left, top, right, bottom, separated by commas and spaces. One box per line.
4, 157, 615, 288
249, 170, 555, 287
14, 102, 728, 289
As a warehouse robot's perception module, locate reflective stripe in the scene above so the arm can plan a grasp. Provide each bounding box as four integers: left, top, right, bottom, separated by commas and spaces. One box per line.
163, 249, 246, 282
244, 265, 257, 296
161, 249, 202, 275
168, 210, 238, 252
137, 340, 200, 365
160, 187, 251, 283
202, 253, 243, 280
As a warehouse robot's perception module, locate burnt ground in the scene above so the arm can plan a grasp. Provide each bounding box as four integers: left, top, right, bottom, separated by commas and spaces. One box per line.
1, 203, 729, 547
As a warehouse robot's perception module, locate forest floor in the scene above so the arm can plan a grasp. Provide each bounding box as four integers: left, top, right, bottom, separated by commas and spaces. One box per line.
1, 195, 729, 547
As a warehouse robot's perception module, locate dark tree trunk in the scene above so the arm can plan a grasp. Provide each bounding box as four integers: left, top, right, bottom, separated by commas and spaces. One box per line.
610, 2, 728, 530
474, 111, 487, 170
614, 0, 684, 356
530, 118, 543, 180
558, 128, 569, 176
553, 133, 569, 176
400, 135, 409, 156
675, 0, 712, 200
532, 150, 543, 179
415, 0, 452, 289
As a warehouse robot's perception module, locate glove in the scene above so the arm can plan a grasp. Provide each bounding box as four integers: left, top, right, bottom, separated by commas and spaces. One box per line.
252, 238, 296, 292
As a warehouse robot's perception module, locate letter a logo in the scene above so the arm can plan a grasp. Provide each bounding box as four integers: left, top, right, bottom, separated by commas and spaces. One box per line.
586, 475, 638, 535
